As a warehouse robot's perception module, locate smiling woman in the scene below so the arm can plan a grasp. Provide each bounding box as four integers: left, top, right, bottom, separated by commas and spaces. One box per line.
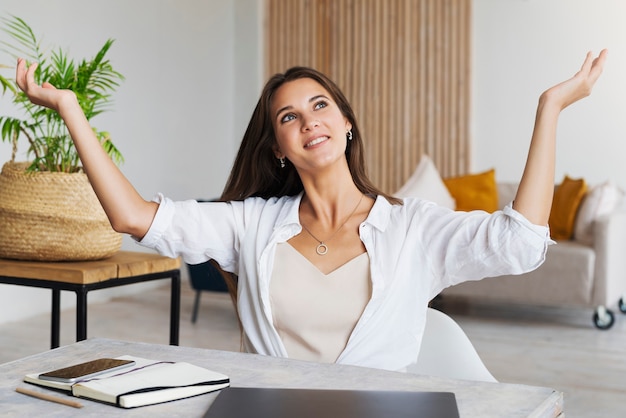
220, 67, 393, 277
15, 51, 606, 371
271, 79, 353, 176
220, 67, 397, 203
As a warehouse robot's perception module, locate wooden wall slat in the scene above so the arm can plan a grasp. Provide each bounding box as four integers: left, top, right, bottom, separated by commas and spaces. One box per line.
265, 0, 471, 192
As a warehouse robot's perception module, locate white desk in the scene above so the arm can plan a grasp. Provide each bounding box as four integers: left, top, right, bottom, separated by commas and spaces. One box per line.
0, 338, 563, 417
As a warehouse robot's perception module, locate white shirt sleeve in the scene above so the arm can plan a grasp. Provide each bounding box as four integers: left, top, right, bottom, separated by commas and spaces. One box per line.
137, 194, 242, 271
420, 201, 553, 294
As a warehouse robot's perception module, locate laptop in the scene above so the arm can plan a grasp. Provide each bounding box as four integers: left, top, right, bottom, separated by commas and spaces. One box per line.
204, 387, 459, 418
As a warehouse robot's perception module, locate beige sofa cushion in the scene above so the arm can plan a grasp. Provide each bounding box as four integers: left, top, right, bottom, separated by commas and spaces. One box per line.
497, 183, 517, 210
574, 181, 624, 246
395, 155, 455, 209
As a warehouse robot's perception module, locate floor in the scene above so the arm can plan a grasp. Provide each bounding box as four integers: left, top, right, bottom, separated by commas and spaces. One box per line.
1, 282, 624, 418
438, 298, 626, 418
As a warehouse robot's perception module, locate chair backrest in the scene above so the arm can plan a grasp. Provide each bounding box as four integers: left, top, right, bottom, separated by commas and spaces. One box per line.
408, 308, 497, 382
186, 260, 229, 293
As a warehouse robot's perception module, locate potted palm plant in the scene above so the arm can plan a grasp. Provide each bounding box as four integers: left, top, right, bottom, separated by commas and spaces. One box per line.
0, 15, 125, 261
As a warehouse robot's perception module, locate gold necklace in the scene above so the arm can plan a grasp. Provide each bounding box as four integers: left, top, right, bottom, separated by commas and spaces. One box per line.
300, 194, 364, 256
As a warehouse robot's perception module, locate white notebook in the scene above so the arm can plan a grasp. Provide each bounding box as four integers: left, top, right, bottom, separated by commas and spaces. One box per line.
24, 355, 230, 408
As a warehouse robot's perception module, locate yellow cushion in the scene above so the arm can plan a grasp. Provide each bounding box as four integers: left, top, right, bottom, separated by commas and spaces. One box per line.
549, 175, 587, 241
443, 169, 498, 212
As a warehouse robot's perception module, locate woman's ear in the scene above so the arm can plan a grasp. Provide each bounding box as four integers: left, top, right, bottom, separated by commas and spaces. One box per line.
345, 120, 353, 133
272, 145, 284, 159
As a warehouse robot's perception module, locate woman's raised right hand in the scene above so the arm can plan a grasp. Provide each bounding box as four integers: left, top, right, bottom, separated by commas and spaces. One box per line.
15, 58, 77, 112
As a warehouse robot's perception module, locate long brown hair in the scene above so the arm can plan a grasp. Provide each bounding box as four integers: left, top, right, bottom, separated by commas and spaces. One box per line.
220, 66, 400, 204
217, 67, 400, 315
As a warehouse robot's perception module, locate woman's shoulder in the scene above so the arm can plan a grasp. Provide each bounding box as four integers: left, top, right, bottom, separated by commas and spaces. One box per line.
365, 195, 452, 229
379, 195, 449, 213
227, 194, 303, 220
237, 194, 301, 207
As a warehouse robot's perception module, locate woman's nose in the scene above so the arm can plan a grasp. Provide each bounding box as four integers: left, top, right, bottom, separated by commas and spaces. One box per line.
301, 116, 320, 131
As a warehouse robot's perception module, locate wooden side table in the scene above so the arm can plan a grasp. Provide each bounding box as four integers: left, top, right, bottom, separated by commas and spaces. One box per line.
0, 251, 181, 349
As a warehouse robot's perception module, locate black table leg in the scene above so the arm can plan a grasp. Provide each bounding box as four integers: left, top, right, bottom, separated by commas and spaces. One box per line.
3, 267, 181, 348
75, 287, 88, 342
170, 271, 181, 345
51, 289, 61, 349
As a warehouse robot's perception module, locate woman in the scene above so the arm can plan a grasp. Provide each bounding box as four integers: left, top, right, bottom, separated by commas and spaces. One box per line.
15, 50, 607, 371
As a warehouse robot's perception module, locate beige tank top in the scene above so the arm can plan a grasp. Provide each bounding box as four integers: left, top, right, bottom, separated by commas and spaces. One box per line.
269, 242, 372, 363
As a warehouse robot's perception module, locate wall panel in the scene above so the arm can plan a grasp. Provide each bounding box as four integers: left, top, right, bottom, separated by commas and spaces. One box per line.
265, 0, 471, 192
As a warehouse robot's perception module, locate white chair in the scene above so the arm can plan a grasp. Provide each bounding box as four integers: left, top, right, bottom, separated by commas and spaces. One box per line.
408, 308, 497, 382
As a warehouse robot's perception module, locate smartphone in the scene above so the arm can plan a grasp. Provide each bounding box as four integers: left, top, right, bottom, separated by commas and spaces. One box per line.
38, 358, 136, 383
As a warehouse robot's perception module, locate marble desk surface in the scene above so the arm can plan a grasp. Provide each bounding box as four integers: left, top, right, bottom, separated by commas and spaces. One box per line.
0, 338, 563, 417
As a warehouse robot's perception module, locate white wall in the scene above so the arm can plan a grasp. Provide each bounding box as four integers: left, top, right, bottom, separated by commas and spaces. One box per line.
0, 0, 262, 324
472, 0, 626, 187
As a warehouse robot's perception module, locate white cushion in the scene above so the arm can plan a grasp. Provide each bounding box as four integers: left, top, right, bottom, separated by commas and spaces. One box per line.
395, 155, 455, 209
574, 181, 624, 245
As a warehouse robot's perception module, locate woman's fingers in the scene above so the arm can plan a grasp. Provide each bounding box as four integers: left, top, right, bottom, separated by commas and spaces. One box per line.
579, 51, 594, 73
25, 61, 38, 88
588, 49, 608, 83
577, 49, 606, 90
15, 58, 26, 90
542, 50, 607, 111
15, 58, 38, 93
15, 58, 64, 109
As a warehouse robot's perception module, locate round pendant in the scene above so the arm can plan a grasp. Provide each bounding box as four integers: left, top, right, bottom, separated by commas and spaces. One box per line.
316, 243, 328, 255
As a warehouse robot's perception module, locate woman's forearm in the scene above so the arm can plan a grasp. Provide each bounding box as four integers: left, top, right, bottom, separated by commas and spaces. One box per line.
58, 94, 158, 238
513, 97, 560, 225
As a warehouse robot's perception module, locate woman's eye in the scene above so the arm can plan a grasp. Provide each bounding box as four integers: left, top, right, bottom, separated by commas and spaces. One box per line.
314, 101, 328, 110
280, 113, 296, 123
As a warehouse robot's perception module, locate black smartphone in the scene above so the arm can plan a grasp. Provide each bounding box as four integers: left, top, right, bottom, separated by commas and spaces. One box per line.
38, 358, 136, 383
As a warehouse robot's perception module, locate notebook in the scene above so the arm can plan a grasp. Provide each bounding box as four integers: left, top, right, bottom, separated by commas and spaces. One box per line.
24, 355, 230, 408
204, 387, 459, 418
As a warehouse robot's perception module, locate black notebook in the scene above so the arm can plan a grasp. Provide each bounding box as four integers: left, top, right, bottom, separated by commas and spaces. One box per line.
204, 387, 459, 418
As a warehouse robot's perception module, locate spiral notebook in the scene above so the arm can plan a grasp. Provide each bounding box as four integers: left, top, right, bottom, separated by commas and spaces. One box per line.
204, 387, 459, 418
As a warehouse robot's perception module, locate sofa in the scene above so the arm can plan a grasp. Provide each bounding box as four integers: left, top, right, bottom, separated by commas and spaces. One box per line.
396, 155, 626, 329
442, 181, 626, 329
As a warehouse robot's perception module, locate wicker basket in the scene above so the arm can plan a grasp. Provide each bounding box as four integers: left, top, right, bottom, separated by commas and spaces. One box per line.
0, 161, 122, 261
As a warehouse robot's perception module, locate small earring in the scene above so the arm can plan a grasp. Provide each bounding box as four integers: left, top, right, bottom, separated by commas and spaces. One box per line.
279, 157, 285, 168
347, 130, 353, 141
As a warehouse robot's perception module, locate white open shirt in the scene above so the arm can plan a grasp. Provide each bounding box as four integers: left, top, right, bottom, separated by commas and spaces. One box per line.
139, 192, 551, 371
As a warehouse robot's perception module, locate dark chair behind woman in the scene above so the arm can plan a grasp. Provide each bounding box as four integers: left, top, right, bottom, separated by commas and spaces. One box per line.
186, 260, 229, 323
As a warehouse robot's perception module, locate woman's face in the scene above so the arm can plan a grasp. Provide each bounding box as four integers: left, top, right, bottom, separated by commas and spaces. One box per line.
270, 77, 352, 174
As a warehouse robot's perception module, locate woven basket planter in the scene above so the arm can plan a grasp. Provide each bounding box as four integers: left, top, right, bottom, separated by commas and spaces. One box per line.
0, 161, 122, 261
